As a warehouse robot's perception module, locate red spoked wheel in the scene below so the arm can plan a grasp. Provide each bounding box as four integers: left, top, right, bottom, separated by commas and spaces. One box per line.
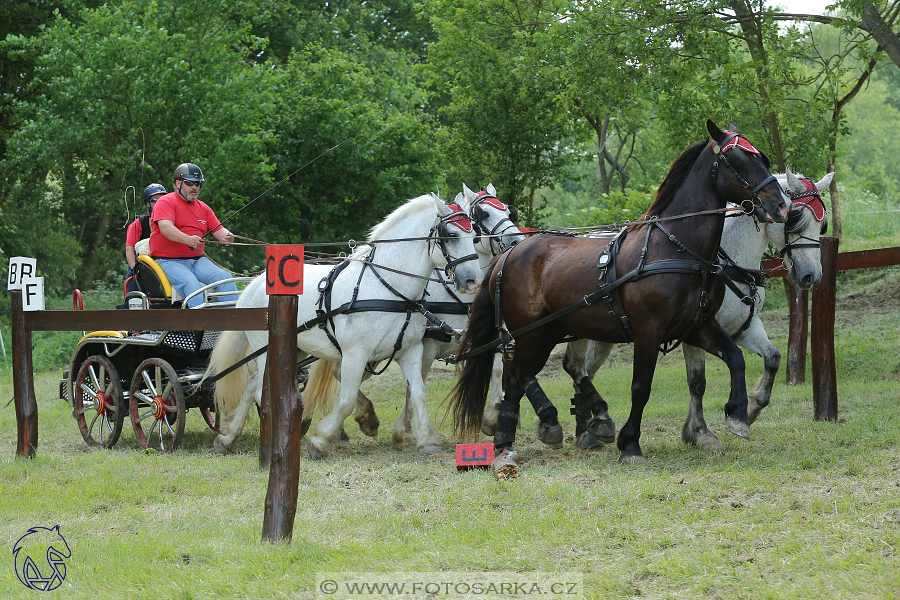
130, 358, 185, 452
73, 355, 124, 448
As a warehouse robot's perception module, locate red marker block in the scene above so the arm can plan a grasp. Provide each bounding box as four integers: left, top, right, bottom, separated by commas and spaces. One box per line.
265, 245, 304, 295
455, 443, 495, 470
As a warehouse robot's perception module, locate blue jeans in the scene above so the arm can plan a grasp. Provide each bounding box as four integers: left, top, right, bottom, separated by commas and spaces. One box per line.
156, 257, 238, 308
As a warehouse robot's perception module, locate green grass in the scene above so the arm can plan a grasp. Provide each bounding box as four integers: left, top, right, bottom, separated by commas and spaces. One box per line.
1, 273, 899, 599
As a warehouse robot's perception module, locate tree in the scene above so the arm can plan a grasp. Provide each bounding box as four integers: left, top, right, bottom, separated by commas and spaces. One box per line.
1, 0, 277, 290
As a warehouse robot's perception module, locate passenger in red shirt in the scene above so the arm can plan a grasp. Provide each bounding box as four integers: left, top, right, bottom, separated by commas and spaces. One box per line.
148, 163, 238, 308
125, 183, 166, 294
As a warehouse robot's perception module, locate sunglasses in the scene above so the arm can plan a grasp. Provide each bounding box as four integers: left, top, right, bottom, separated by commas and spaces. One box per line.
181, 180, 201, 188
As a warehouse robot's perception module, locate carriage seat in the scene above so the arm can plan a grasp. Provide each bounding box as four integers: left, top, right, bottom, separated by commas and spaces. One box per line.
132, 255, 183, 305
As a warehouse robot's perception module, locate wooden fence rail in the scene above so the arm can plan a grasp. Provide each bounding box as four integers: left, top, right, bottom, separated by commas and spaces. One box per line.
760, 241, 900, 420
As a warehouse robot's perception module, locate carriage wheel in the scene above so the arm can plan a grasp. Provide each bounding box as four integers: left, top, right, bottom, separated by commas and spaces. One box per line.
73, 355, 125, 448
199, 405, 220, 432
130, 358, 185, 452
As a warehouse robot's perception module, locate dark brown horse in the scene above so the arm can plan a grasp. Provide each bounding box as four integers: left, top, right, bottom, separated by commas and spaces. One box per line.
450, 120, 789, 463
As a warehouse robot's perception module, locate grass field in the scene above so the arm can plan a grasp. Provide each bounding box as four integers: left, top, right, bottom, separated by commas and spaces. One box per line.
1, 269, 899, 599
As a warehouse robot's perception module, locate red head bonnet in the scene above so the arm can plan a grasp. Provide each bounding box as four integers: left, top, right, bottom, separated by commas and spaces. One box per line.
792, 178, 827, 222
718, 130, 761, 155
445, 203, 473, 232
475, 190, 507, 211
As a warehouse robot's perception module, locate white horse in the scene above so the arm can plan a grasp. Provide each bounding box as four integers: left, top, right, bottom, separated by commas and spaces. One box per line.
208, 194, 482, 458
483, 169, 834, 452
306, 184, 525, 446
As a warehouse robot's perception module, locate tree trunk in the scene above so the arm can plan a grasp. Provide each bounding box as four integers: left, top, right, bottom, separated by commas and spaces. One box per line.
730, 0, 787, 170
859, 2, 900, 69
78, 214, 111, 288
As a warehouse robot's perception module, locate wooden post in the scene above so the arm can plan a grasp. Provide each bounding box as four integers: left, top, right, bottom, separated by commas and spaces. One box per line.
258, 359, 272, 470
784, 278, 808, 385
11, 290, 38, 458
811, 236, 839, 421
261, 295, 303, 542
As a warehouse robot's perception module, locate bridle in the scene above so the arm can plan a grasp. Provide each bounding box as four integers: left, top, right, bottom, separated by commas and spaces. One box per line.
428, 202, 479, 281
469, 191, 520, 254
778, 177, 827, 268
709, 132, 780, 218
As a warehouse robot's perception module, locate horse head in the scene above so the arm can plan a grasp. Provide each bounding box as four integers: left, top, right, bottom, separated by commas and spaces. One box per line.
458, 183, 525, 259
707, 119, 788, 223
431, 195, 482, 294
769, 167, 834, 289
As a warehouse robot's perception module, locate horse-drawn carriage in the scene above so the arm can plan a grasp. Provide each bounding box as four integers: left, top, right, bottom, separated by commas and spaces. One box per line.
58, 254, 254, 452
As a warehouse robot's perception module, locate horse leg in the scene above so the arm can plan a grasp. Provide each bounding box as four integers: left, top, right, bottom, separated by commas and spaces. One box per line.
308, 356, 367, 460
512, 336, 562, 448
688, 324, 751, 440
735, 319, 781, 424
617, 337, 661, 464
214, 360, 264, 454
391, 388, 417, 447
563, 340, 616, 449
397, 344, 442, 454
494, 355, 523, 452
480, 354, 504, 437
681, 343, 723, 452
354, 390, 380, 437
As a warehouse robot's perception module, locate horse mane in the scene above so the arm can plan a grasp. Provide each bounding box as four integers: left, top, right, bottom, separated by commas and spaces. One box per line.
641, 140, 708, 219
367, 194, 439, 242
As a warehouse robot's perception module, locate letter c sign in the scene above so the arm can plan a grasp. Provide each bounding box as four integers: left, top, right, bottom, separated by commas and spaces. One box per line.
265, 245, 304, 295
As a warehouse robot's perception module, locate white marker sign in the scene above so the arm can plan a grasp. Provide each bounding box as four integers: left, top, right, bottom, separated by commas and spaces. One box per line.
22, 277, 45, 311
7, 257, 37, 290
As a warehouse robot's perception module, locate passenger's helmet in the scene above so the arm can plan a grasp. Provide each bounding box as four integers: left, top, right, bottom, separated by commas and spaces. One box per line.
142, 183, 167, 204
174, 163, 205, 183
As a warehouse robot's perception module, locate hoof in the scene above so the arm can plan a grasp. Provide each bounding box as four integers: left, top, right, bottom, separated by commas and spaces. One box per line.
481, 422, 497, 437
338, 427, 350, 443
299, 418, 312, 438
695, 432, 724, 453
618, 453, 648, 465
418, 443, 442, 455
537, 422, 564, 449
725, 417, 751, 440
356, 417, 379, 438
213, 437, 229, 455
575, 432, 601, 450
391, 430, 417, 447
587, 417, 616, 444
307, 436, 329, 460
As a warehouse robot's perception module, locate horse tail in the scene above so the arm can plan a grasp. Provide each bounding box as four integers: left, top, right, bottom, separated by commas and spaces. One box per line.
304, 359, 339, 417
209, 330, 252, 416
450, 276, 500, 437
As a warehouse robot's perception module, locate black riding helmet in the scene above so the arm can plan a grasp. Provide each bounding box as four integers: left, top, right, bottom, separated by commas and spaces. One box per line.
174, 163, 205, 183
142, 183, 166, 204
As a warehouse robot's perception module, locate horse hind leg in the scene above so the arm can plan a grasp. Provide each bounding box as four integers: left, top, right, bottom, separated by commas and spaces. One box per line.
355, 390, 381, 437
523, 378, 563, 449
681, 344, 723, 453
571, 376, 617, 449
391, 389, 417, 447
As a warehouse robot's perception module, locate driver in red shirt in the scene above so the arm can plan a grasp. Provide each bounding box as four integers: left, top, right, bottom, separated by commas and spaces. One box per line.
148, 163, 238, 307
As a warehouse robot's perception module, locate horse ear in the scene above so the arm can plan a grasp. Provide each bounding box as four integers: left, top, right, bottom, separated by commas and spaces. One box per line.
486, 183, 496, 195
816, 172, 835, 191
785, 167, 801, 192
707, 119, 726, 142
434, 194, 452, 217
455, 191, 466, 209
727, 120, 739, 134
462, 184, 477, 203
